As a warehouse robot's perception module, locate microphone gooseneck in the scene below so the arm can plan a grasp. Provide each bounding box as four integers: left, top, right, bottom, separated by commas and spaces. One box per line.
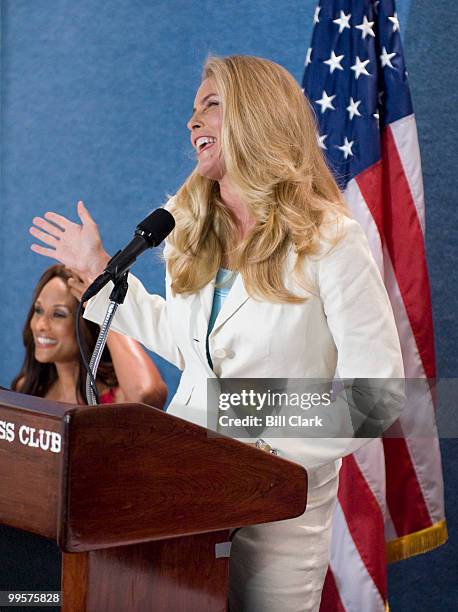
78, 207, 175, 404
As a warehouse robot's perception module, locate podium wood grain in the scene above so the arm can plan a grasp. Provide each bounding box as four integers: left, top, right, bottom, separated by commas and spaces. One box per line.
60, 403, 308, 552
62, 532, 229, 612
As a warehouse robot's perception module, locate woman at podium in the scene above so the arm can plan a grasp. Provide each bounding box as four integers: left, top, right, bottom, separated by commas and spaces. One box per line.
29, 56, 403, 611
12, 264, 167, 407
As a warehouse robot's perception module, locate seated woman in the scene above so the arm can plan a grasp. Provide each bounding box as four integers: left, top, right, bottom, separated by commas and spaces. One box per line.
11, 264, 167, 406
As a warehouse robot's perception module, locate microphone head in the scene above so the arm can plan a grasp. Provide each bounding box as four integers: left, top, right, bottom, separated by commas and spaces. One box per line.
136, 208, 175, 246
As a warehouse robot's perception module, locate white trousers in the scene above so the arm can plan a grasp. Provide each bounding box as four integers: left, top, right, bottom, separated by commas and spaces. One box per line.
229, 460, 340, 612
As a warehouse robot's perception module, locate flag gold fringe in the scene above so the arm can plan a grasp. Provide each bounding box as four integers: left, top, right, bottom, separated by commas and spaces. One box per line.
386, 520, 448, 563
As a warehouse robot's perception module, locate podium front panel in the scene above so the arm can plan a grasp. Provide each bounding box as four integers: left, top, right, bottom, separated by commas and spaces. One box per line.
0, 391, 68, 538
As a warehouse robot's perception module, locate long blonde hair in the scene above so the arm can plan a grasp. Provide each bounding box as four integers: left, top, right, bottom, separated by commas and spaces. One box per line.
167, 55, 348, 303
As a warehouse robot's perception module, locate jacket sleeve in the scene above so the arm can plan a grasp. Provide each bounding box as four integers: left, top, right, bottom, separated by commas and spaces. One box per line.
317, 217, 404, 380
83, 272, 185, 370
263, 217, 405, 468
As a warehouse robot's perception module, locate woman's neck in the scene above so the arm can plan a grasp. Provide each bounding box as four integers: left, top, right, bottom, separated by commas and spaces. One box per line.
46, 361, 80, 403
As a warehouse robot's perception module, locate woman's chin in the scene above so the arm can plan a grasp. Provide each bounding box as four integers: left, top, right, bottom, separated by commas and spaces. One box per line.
34, 350, 54, 364
196, 161, 225, 181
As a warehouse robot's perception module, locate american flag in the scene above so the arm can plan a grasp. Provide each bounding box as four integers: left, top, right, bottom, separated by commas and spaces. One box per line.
302, 1, 447, 610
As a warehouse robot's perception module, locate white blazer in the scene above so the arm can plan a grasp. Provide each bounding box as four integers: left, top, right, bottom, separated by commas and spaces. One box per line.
84, 214, 404, 470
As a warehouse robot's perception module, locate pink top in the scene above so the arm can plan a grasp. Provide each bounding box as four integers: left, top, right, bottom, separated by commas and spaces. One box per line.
99, 388, 118, 404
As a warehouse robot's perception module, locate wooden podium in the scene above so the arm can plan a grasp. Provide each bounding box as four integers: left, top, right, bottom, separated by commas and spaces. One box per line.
0, 389, 307, 611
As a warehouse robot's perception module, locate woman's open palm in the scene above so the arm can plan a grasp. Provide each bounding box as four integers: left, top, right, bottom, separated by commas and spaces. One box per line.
30, 201, 109, 282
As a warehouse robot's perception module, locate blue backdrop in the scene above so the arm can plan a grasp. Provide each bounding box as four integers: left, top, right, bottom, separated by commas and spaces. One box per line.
0, 1, 456, 609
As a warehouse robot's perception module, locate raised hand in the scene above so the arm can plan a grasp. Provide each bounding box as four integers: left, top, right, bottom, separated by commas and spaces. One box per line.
30, 201, 110, 283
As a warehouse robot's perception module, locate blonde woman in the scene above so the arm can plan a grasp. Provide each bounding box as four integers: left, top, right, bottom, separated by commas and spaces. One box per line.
30, 55, 403, 611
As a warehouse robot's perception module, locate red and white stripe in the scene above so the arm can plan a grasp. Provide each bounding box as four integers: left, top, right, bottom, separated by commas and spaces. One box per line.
320, 115, 446, 611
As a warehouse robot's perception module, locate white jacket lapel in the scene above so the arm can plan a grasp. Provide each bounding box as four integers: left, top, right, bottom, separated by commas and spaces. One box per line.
210, 272, 250, 334
190, 278, 215, 346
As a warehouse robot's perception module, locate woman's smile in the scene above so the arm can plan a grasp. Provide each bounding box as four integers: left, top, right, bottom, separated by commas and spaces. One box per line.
34, 335, 58, 348
195, 135, 217, 154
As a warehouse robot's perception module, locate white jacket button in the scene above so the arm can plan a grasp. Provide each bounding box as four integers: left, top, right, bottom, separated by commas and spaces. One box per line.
213, 348, 227, 359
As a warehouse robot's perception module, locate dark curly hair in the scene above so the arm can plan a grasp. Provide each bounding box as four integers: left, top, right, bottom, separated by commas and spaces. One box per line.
11, 264, 118, 403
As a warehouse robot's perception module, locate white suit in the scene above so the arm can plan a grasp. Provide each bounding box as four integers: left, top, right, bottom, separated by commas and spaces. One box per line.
85, 214, 404, 611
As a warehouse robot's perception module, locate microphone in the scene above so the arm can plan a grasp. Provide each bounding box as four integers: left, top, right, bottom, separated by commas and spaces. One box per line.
81, 208, 175, 302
